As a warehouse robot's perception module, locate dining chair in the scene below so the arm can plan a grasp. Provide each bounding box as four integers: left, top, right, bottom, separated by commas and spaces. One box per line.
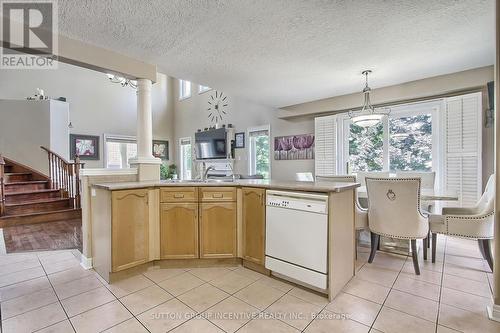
295, 172, 314, 182
366, 177, 429, 275
394, 171, 436, 189
355, 171, 391, 187
395, 171, 436, 247
355, 171, 390, 208
428, 174, 495, 271
316, 175, 367, 232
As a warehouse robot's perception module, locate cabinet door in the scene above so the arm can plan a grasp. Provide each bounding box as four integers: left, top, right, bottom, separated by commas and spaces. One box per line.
200, 202, 236, 258
111, 189, 149, 272
160, 203, 199, 259
242, 188, 266, 264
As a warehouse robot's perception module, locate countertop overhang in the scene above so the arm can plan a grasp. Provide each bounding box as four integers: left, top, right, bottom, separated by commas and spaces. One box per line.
92, 179, 360, 193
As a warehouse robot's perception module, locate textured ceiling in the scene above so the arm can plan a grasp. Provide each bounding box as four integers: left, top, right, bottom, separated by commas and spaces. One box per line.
58, 0, 495, 107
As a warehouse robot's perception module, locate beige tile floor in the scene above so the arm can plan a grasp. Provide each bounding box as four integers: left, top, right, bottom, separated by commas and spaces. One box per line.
0, 235, 498, 333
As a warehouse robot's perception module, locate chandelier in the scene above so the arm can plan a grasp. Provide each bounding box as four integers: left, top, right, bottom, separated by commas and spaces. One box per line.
348, 70, 390, 127
106, 74, 137, 89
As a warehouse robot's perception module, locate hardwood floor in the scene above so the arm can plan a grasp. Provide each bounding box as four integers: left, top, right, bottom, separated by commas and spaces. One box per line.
1, 219, 82, 253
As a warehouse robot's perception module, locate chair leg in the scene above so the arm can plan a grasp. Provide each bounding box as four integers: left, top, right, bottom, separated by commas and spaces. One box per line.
422, 237, 428, 261
479, 239, 493, 272
478, 239, 486, 259
427, 230, 431, 248
432, 233, 437, 263
368, 232, 379, 263
411, 239, 420, 275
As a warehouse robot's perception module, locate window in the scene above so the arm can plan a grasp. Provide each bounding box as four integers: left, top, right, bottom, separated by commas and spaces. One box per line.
341, 101, 439, 174
248, 125, 271, 179
179, 80, 191, 100
389, 114, 432, 172
179, 137, 192, 180
104, 135, 137, 168
199, 85, 211, 94
316, 93, 482, 206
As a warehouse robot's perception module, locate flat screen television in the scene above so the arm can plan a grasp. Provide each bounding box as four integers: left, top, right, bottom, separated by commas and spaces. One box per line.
195, 128, 227, 160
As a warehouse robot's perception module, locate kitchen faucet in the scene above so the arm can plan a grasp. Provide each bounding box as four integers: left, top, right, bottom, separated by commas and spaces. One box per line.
203, 165, 216, 181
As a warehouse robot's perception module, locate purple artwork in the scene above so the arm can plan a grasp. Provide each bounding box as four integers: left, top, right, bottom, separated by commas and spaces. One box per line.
274, 134, 315, 160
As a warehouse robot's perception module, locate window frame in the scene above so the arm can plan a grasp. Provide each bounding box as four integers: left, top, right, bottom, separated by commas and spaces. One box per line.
338, 100, 442, 180
179, 79, 192, 100
179, 136, 193, 180
103, 134, 137, 169
247, 124, 271, 179
198, 85, 211, 94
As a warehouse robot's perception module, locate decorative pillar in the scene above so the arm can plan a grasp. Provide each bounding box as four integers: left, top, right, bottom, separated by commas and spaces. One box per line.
129, 78, 161, 181
488, 0, 500, 322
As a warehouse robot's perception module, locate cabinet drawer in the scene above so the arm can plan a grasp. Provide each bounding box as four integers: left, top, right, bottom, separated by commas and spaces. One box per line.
160, 187, 198, 203
200, 187, 236, 202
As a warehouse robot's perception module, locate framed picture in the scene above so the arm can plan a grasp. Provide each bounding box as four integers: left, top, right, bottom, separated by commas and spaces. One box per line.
70, 134, 99, 160
153, 140, 169, 160
274, 134, 315, 160
234, 132, 245, 148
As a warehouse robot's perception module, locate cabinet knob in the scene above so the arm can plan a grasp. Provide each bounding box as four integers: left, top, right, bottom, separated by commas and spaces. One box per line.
174, 193, 185, 198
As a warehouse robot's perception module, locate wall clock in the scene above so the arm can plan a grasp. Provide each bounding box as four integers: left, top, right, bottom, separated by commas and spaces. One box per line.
207, 91, 228, 123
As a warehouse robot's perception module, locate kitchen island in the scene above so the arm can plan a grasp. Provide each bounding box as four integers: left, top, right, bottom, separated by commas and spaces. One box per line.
89, 179, 359, 300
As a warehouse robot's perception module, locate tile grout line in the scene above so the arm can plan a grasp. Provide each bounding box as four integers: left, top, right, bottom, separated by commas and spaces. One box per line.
367, 248, 416, 332
149, 275, 229, 332
33, 252, 78, 333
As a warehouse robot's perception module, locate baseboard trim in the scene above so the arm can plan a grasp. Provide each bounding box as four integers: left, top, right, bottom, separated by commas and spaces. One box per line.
487, 303, 500, 322
80, 255, 93, 270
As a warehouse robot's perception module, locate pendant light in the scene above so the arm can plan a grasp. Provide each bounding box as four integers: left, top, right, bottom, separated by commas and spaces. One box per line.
348, 70, 390, 127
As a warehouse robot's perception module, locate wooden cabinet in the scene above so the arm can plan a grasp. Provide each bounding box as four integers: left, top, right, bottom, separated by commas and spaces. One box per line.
199, 202, 237, 258
160, 203, 199, 259
200, 187, 236, 202
111, 189, 149, 272
242, 188, 266, 264
160, 187, 198, 203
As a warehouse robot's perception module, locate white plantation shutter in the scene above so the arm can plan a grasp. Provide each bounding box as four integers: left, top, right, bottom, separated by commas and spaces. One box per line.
315, 115, 337, 176
444, 92, 482, 206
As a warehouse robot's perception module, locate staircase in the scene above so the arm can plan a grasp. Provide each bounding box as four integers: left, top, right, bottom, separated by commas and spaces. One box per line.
0, 154, 82, 227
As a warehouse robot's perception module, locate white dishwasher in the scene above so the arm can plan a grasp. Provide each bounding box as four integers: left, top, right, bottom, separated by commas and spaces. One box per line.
265, 190, 328, 290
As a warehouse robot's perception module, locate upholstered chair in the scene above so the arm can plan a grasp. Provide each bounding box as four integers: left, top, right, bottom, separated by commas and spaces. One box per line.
366, 177, 429, 275
394, 171, 436, 189
429, 174, 495, 271
316, 175, 367, 231
395, 171, 436, 247
355, 171, 390, 208
355, 171, 391, 187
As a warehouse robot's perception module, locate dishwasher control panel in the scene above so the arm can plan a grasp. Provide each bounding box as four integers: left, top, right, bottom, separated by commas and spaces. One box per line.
267, 198, 291, 208
266, 190, 328, 214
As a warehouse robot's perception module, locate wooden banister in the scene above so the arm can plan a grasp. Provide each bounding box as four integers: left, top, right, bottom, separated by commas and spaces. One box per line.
0, 155, 5, 216
40, 146, 85, 209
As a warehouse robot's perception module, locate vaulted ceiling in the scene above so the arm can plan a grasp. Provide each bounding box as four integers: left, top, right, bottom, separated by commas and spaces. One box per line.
58, 0, 495, 107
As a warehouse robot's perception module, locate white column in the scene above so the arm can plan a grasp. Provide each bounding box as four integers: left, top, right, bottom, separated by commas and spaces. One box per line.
137, 79, 154, 159
129, 78, 161, 181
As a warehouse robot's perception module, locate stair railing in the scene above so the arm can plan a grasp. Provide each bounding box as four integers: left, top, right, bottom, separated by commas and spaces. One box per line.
0, 155, 5, 216
40, 147, 84, 209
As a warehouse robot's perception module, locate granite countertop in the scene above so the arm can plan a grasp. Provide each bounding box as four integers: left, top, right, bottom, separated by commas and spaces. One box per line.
92, 179, 360, 193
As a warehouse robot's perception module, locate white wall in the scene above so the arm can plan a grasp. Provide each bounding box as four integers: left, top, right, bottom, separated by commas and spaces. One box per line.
173, 85, 313, 181
0, 100, 52, 172
0, 61, 174, 169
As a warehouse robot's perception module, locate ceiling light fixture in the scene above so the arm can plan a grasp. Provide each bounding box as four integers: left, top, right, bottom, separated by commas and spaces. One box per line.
106, 73, 137, 89
348, 70, 390, 127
